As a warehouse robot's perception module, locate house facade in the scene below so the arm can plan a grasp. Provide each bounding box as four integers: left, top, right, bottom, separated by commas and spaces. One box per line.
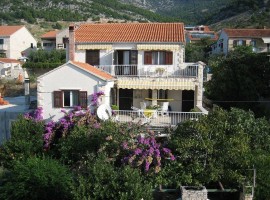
38, 23, 207, 125
41, 28, 69, 51
37, 61, 114, 120
211, 28, 270, 55
0, 25, 37, 59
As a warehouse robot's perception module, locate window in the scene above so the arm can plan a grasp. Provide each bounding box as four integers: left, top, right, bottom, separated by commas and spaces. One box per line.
233, 40, 246, 47
31, 43, 34, 48
158, 90, 168, 99
54, 90, 87, 108
144, 51, 173, 65
250, 40, 256, 47
0, 39, 4, 45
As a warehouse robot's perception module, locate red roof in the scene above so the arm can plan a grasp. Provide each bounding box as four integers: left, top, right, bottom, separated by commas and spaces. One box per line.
0, 58, 21, 64
224, 29, 270, 38
75, 23, 185, 43
0, 25, 24, 36
41, 30, 58, 39
71, 61, 113, 80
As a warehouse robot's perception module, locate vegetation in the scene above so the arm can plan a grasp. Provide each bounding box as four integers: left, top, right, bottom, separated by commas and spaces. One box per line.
206, 46, 270, 117
23, 49, 66, 69
0, 105, 270, 199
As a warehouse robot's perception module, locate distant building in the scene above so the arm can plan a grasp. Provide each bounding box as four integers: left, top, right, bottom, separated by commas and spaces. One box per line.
0, 58, 24, 79
211, 28, 270, 55
0, 25, 37, 59
41, 28, 69, 51
185, 25, 218, 44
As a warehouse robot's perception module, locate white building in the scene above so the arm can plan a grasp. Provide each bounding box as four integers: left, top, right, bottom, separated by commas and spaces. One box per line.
37, 61, 114, 120
211, 28, 270, 55
41, 28, 69, 51
0, 25, 37, 59
0, 58, 24, 79
38, 23, 207, 125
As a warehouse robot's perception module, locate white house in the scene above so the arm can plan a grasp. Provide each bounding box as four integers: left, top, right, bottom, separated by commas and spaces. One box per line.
0, 25, 37, 59
185, 25, 218, 44
0, 58, 24, 79
38, 23, 207, 126
37, 61, 114, 120
211, 28, 270, 55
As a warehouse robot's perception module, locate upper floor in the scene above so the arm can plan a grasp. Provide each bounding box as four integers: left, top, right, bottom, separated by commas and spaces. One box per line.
211, 28, 270, 55
185, 25, 218, 44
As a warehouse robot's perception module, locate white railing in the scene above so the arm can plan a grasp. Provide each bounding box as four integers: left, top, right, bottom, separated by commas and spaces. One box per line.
112, 110, 204, 126
94, 64, 198, 78
0, 44, 8, 50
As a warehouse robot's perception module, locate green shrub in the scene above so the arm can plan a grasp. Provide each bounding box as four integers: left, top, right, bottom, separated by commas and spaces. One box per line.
73, 154, 153, 200
0, 157, 74, 200
23, 62, 63, 69
0, 116, 44, 168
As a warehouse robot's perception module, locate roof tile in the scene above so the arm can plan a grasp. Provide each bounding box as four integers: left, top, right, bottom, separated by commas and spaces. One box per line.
224, 28, 270, 38
71, 61, 113, 80
41, 30, 58, 39
75, 23, 185, 43
0, 25, 24, 36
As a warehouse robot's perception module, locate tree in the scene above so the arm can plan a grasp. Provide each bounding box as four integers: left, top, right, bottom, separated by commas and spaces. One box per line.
206, 46, 270, 117
165, 107, 270, 198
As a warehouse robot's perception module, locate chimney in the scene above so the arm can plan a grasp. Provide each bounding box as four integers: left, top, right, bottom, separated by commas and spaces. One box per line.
69, 24, 75, 61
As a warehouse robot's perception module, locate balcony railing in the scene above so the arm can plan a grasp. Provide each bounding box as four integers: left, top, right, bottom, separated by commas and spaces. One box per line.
0, 44, 8, 50
95, 64, 198, 78
112, 110, 204, 126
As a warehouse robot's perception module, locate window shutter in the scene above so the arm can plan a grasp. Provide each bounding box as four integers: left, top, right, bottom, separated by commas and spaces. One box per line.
165, 51, 173, 65
54, 91, 62, 108
144, 51, 152, 65
233, 40, 237, 47
242, 40, 246, 46
79, 91, 88, 108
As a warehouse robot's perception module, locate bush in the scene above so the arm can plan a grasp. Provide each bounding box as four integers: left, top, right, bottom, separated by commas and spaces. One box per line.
0, 116, 44, 168
73, 154, 153, 200
0, 157, 74, 200
23, 62, 63, 69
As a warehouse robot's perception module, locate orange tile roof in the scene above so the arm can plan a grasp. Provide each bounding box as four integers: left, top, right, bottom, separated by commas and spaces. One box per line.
71, 61, 114, 80
41, 30, 58, 39
75, 23, 185, 43
224, 28, 270, 38
0, 25, 24, 36
0, 58, 21, 64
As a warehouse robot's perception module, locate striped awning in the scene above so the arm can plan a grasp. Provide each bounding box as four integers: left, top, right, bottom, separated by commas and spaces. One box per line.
117, 79, 195, 90
137, 44, 180, 51
76, 44, 112, 50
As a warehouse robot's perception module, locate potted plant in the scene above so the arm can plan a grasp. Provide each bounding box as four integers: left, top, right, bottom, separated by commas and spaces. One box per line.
155, 67, 165, 75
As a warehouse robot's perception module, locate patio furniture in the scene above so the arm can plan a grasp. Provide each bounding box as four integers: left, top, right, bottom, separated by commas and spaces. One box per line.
159, 102, 169, 116
131, 106, 142, 117
140, 102, 147, 109
142, 109, 157, 123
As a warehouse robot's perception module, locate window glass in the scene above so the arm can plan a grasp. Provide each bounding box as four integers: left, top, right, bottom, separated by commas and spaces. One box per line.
0, 39, 3, 45
64, 91, 71, 107
152, 52, 158, 64
159, 51, 166, 65
72, 91, 79, 106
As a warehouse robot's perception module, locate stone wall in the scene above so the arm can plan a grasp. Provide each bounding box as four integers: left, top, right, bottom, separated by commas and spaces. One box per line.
181, 186, 208, 200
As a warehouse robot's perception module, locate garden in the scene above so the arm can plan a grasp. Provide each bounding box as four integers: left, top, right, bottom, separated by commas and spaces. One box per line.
0, 106, 270, 200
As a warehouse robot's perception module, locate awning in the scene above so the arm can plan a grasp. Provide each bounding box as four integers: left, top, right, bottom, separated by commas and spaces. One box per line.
117, 79, 195, 90
137, 44, 180, 51
262, 37, 270, 43
76, 44, 112, 50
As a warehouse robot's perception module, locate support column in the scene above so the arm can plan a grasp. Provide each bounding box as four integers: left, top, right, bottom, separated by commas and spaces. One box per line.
196, 62, 204, 108
24, 69, 30, 106
152, 90, 158, 106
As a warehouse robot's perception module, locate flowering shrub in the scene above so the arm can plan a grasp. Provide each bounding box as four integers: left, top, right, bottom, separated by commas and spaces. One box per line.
24, 107, 43, 122
91, 91, 104, 106
43, 106, 100, 150
122, 134, 175, 173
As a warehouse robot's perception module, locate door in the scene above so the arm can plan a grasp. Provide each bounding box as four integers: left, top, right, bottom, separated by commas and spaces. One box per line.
115, 50, 138, 75
182, 90, 194, 112
86, 50, 100, 66
119, 89, 133, 110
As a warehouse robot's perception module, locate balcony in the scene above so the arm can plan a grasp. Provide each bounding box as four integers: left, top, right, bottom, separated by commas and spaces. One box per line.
95, 63, 198, 78
0, 44, 8, 50
113, 110, 204, 127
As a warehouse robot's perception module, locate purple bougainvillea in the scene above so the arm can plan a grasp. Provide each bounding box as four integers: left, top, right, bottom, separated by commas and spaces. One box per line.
121, 135, 175, 173
91, 91, 104, 106
24, 107, 43, 122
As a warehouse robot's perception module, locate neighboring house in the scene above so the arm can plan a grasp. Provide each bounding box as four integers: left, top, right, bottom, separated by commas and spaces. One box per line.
41, 28, 69, 51
185, 25, 218, 44
0, 25, 37, 59
0, 58, 24, 80
37, 61, 114, 120
211, 28, 270, 55
38, 23, 207, 126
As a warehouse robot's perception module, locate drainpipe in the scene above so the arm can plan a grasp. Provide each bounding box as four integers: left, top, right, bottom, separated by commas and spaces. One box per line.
24, 69, 30, 106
